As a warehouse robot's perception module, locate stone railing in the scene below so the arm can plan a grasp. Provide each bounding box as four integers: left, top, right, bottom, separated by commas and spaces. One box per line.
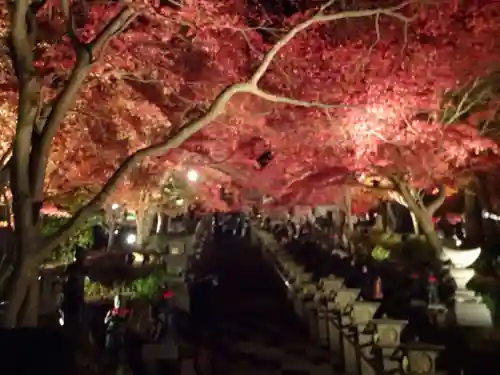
441, 247, 492, 328
253, 228, 446, 375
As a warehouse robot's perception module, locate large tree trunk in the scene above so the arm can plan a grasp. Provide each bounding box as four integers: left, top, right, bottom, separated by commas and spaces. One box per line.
4, 2, 138, 328
2, 189, 45, 327
3, 172, 43, 327
18, 275, 39, 327
3, 254, 40, 327
0, 231, 15, 295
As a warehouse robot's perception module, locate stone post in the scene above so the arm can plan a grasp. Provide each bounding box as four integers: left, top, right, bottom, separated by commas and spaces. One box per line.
402, 343, 444, 375
352, 302, 380, 356
327, 288, 359, 357
297, 283, 317, 322
347, 301, 380, 375
372, 319, 408, 373
317, 277, 345, 347
447, 268, 492, 327
286, 266, 306, 299
292, 272, 313, 315
335, 288, 361, 374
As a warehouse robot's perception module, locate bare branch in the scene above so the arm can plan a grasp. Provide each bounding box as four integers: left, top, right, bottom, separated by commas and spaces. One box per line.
9, 0, 43, 202
61, 0, 80, 48
426, 184, 446, 215
249, 2, 413, 86
252, 87, 343, 108
32, 6, 138, 199
9, 0, 34, 81
0, 146, 12, 171
91, 6, 137, 54
0, 147, 12, 187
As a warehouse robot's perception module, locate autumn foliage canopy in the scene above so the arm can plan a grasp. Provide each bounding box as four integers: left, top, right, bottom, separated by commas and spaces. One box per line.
1, 0, 500, 211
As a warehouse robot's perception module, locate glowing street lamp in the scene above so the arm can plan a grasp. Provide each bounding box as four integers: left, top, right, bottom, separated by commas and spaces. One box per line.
125, 233, 137, 245
187, 169, 199, 182
111, 203, 119, 210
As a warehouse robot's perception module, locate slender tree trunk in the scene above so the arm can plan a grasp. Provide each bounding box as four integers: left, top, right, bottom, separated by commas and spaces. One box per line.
412, 209, 442, 254
135, 209, 155, 248
344, 188, 354, 234
386, 201, 397, 231
464, 182, 482, 245
374, 213, 384, 231
410, 212, 420, 234
106, 207, 120, 251
381, 201, 389, 231
106, 222, 116, 252
166, 216, 172, 233
155, 212, 162, 234
135, 191, 155, 248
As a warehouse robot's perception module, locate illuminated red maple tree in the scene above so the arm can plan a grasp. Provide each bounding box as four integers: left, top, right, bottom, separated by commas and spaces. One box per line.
1, 0, 499, 327
200, 0, 500, 251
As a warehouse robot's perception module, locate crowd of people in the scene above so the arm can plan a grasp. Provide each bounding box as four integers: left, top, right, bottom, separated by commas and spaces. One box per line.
257, 214, 453, 326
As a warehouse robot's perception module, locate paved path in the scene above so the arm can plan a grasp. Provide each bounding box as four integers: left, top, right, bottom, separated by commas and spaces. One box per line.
204, 235, 334, 375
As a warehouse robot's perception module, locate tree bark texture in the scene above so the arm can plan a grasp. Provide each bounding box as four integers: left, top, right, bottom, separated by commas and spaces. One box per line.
394, 179, 445, 256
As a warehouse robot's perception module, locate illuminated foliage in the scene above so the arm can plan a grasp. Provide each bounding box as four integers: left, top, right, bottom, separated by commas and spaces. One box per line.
1, 0, 500, 325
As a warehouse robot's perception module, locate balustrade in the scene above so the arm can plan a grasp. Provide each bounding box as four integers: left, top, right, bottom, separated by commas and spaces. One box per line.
441, 247, 492, 328
253, 227, 451, 375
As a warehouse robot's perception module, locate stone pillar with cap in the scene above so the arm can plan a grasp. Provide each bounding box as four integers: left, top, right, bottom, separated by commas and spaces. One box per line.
352, 302, 380, 355
348, 301, 380, 375
401, 343, 445, 375
372, 318, 408, 373
288, 267, 310, 301
332, 288, 361, 374
317, 277, 344, 347
291, 272, 313, 317
297, 283, 317, 323
327, 288, 359, 358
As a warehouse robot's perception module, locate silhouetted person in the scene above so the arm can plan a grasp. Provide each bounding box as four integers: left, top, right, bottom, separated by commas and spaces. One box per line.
427, 272, 439, 304
104, 295, 130, 357
62, 246, 87, 330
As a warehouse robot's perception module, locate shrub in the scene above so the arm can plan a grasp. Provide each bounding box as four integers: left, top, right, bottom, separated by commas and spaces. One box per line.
131, 269, 169, 299
41, 214, 103, 264
371, 245, 390, 261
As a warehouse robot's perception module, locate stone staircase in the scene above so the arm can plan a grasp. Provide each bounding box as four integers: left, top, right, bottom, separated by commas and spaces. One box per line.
215, 316, 333, 375
207, 236, 335, 375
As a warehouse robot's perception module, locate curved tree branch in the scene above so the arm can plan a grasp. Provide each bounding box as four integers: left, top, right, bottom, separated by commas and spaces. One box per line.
426, 184, 446, 215
32, 6, 138, 200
